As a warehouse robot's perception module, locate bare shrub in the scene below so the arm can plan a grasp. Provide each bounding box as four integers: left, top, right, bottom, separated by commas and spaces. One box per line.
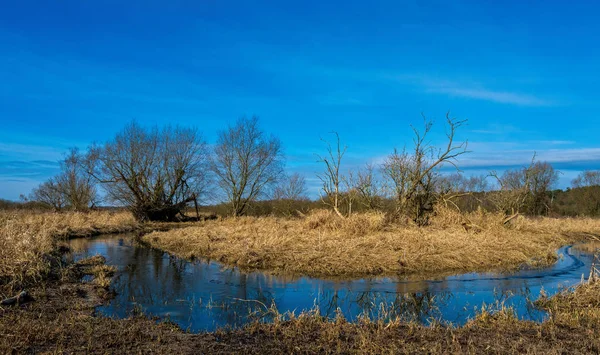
316, 132, 347, 218
382, 113, 469, 226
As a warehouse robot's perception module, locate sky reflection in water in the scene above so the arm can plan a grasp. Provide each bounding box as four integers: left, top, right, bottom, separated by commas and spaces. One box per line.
68, 235, 595, 332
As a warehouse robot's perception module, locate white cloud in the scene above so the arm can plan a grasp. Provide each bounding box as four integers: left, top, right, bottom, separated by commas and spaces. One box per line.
425, 85, 552, 106
384, 74, 557, 107
458, 145, 600, 168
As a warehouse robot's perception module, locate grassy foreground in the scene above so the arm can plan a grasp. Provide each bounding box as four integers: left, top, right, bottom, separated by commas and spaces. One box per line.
0, 210, 138, 294
142, 208, 600, 277
1, 209, 600, 353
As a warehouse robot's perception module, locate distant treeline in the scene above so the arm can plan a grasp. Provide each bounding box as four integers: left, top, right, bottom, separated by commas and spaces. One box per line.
192, 185, 600, 218
6, 113, 600, 223
5, 185, 600, 219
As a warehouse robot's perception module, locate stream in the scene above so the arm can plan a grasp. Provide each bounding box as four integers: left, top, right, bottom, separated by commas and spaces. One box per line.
68, 234, 597, 332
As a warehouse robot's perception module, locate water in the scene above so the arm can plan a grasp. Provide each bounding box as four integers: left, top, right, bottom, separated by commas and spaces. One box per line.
68, 235, 598, 332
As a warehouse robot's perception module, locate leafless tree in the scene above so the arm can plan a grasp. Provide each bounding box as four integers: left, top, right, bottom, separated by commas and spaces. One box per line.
86, 121, 210, 221
273, 173, 307, 200
316, 132, 346, 218
570, 170, 600, 216
351, 163, 384, 210
529, 161, 560, 214
572, 170, 600, 188
30, 148, 97, 211
382, 113, 469, 225
30, 178, 66, 211
211, 116, 284, 217
436, 173, 490, 212
381, 148, 412, 212
490, 155, 559, 216
272, 173, 308, 216
437, 173, 466, 194
57, 148, 97, 211
342, 171, 359, 216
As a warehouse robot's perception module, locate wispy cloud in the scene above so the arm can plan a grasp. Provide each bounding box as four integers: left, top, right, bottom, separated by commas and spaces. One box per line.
383, 74, 557, 107
535, 140, 576, 146
0, 160, 59, 179
244, 54, 559, 108
458, 144, 600, 169
425, 85, 553, 106
0, 142, 67, 161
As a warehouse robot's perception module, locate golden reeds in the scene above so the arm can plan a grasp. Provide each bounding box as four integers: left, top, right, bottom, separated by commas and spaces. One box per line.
143, 207, 600, 277
0, 210, 136, 293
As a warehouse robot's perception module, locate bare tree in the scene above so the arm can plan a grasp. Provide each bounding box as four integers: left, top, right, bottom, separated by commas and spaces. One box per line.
30, 148, 97, 211
570, 170, 600, 216
273, 173, 307, 200
273, 173, 308, 216
436, 173, 490, 212
86, 121, 210, 221
30, 178, 66, 211
350, 163, 384, 210
572, 170, 600, 188
342, 171, 359, 216
466, 174, 489, 193
490, 155, 559, 216
316, 132, 346, 218
381, 148, 412, 214
57, 148, 97, 211
382, 113, 469, 225
528, 161, 560, 215
211, 116, 284, 217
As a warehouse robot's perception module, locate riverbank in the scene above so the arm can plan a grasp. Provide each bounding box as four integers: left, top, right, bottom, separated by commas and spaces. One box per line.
0, 210, 138, 295
142, 209, 600, 278
0, 210, 204, 295
1, 251, 599, 353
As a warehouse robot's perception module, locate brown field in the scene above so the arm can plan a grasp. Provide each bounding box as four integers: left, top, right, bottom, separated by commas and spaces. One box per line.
142, 208, 600, 277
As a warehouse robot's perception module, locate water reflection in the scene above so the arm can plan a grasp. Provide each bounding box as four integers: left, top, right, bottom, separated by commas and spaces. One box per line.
68, 235, 596, 332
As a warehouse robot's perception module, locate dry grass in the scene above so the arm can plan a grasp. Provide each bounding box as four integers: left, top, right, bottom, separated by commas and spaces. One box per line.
0, 210, 137, 294
2, 207, 600, 353
143, 207, 600, 277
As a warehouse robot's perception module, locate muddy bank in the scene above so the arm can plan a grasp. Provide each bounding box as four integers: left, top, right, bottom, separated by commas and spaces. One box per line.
2, 259, 600, 354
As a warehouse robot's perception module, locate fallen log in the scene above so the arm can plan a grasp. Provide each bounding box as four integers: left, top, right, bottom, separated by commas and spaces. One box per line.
1, 290, 33, 306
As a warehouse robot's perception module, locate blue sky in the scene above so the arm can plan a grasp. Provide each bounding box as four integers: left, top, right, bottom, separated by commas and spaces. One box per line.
1, 1, 599, 200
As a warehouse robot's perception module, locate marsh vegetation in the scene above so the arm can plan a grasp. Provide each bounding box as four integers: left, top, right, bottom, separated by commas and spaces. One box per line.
3, 114, 600, 353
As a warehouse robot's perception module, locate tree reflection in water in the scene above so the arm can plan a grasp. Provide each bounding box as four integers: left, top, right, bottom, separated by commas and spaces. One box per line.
68, 235, 596, 332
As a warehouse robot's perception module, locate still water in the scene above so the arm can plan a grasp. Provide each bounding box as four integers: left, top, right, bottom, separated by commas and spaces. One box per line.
68, 235, 597, 332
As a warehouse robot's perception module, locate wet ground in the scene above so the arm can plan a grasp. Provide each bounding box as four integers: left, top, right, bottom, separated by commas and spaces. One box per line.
68, 234, 597, 332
